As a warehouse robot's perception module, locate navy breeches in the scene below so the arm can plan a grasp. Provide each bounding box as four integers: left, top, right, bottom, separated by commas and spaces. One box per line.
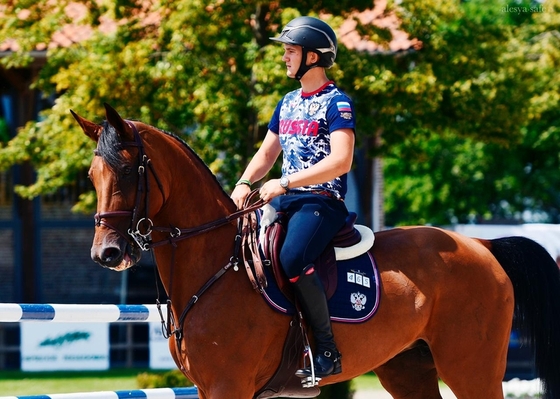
269, 193, 348, 279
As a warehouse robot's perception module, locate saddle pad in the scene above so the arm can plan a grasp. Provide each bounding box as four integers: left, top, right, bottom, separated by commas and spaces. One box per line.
262, 252, 381, 323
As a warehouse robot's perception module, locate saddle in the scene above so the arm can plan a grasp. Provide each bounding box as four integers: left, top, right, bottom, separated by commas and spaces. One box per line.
259, 207, 373, 301
238, 191, 374, 296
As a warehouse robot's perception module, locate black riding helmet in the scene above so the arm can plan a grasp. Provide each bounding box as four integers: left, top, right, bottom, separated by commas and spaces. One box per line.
270, 16, 337, 81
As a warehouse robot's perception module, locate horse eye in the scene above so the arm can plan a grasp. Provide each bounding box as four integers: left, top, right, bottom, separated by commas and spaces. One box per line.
123, 166, 132, 175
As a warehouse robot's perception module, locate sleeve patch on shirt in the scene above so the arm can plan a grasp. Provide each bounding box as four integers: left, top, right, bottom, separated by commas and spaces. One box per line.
337, 101, 351, 112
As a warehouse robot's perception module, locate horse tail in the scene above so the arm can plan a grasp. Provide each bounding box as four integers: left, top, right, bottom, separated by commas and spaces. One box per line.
488, 236, 560, 399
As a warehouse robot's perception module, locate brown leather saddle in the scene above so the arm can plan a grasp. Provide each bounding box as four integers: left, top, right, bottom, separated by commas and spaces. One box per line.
261, 211, 362, 301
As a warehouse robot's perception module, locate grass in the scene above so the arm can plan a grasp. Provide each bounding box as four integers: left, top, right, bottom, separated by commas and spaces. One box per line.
0, 369, 144, 395
0, 370, 410, 396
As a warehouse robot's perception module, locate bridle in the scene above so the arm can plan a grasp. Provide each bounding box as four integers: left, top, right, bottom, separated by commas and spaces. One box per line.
93, 121, 265, 352
94, 121, 164, 248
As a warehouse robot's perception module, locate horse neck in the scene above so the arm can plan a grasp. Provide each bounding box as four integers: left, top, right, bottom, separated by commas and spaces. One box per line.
144, 126, 237, 224
146, 130, 239, 302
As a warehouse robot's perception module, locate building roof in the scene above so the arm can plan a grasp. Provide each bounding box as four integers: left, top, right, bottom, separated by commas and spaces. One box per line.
0, 2, 150, 52
338, 0, 422, 54
1, 1, 420, 55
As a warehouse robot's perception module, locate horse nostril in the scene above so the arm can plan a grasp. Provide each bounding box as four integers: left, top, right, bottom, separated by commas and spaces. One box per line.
100, 247, 122, 263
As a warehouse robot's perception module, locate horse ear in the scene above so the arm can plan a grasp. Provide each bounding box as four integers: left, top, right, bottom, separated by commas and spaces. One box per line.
104, 103, 134, 141
70, 109, 102, 142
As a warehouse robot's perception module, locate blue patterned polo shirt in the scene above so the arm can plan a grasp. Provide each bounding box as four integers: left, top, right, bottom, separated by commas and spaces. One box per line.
268, 81, 356, 199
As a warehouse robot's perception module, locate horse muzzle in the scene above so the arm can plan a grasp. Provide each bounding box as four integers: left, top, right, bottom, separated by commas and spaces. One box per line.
91, 233, 142, 271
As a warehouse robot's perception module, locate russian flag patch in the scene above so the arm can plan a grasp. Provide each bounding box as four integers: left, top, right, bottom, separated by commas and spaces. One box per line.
337, 101, 351, 112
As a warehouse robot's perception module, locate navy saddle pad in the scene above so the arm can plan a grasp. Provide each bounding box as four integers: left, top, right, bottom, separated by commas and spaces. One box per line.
261, 252, 381, 323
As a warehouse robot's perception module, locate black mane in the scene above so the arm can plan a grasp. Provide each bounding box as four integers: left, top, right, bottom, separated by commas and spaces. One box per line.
96, 120, 230, 198
96, 121, 124, 172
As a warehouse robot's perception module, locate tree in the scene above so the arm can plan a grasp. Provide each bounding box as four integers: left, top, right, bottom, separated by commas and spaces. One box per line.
0, 0, 370, 211
0, 0, 559, 226
378, 0, 560, 225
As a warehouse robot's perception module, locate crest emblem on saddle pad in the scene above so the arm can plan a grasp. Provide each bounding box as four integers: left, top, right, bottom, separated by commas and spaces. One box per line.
351, 292, 367, 311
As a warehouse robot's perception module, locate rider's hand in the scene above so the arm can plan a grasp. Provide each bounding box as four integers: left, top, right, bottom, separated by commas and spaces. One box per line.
259, 179, 286, 203
231, 183, 252, 209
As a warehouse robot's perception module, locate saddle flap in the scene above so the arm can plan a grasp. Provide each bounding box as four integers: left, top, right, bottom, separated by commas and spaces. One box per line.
254, 316, 320, 398
262, 213, 293, 299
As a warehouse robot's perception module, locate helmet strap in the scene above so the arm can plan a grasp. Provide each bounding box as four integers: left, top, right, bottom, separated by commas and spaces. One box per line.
295, 48, 320, 81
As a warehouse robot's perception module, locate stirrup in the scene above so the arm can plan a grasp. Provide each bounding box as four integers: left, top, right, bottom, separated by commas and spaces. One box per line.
298, 345, 321, 388
296, 349, 342, 381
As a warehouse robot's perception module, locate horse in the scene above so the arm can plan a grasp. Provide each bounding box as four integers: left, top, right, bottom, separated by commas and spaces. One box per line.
72, 103, 560, 399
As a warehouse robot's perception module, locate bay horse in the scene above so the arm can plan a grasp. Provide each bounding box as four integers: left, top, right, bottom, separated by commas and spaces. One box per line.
72, 104, 560, 399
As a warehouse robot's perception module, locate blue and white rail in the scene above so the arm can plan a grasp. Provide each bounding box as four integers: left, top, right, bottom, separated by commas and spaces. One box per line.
0, 303, 167, 323
0, 387, 198, 399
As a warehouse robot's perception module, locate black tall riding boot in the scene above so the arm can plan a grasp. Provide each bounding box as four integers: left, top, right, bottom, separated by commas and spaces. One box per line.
292, 264, 342, 378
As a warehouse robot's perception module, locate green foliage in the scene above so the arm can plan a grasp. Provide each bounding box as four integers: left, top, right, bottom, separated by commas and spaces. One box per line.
136, 369, 194, 388
377, 0, 560, 225
0, 0, 559, 224
0, 118, 9, 142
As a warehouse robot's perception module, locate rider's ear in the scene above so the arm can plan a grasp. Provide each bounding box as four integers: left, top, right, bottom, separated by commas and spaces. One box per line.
70, 109, 102, 142
104, 103, 134, 142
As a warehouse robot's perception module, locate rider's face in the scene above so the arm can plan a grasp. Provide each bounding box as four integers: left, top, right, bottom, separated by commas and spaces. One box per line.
282, 44, 302, 79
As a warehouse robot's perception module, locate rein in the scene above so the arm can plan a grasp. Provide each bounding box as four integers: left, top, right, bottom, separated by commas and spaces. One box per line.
94, 121, 265, 348
157, 190, 265, 345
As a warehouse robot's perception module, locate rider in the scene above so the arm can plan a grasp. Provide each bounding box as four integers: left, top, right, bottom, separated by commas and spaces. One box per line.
231, 16, 356, 379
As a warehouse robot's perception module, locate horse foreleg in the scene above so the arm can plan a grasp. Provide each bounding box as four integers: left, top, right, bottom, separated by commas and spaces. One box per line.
373, 342, 443, 399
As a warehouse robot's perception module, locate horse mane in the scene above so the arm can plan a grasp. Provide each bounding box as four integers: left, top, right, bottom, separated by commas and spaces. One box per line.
97, 121, 123, 171
96, 120, 231, 199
